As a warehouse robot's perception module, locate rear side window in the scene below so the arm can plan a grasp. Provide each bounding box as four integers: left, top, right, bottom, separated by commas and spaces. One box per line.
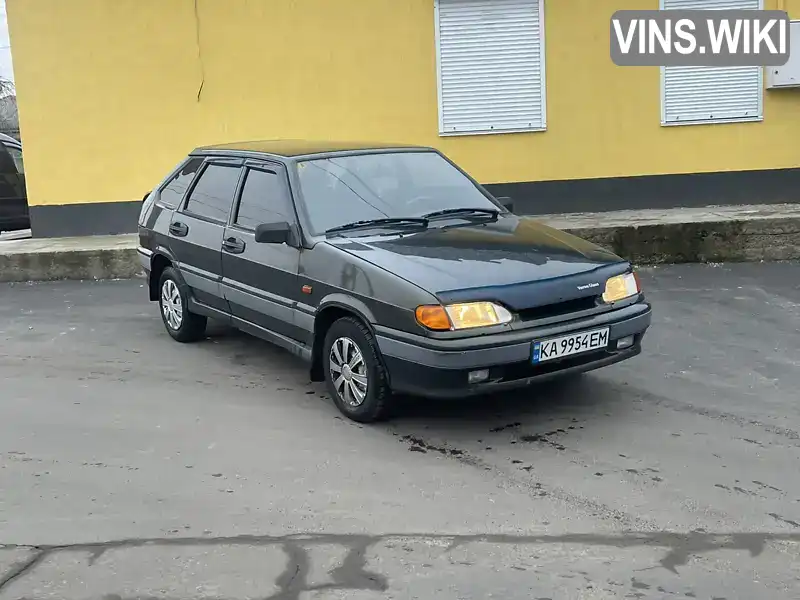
234, 167, 294, 230
184, 163, 242, 222
158, 157, 203, 209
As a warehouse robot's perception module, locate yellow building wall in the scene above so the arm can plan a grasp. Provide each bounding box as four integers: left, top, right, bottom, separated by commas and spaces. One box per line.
6, 0, 800, 208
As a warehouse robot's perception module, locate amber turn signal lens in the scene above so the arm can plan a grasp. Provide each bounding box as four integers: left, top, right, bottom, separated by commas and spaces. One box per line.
633, 270, 642, 291
415, 305, 452, 331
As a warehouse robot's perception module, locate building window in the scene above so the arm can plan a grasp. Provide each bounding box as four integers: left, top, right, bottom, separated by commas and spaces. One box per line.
660, 0, 763, 126
434, 0, 546, 136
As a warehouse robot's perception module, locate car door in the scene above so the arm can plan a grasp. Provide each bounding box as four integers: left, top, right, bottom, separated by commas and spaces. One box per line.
168, 157, 244, 314
220, 160, 303, 342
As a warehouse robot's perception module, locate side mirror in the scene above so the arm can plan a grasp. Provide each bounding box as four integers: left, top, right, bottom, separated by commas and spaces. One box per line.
497, 196, 514, 212
255, 221, 291, 244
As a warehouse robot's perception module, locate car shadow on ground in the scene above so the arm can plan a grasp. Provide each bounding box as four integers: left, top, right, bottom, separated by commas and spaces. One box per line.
391, 375, 603, 420
200, 319, 633, 435
202, 320, 308, 372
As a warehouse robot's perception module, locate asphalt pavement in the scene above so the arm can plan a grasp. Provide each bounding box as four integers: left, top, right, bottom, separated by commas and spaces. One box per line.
1, 263, 800, 599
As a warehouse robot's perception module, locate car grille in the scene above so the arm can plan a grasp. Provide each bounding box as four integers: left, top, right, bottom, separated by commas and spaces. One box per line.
517, 295, 601, 322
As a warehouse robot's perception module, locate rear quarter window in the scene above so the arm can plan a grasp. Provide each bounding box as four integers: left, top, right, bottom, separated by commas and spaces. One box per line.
158, 157, 204, 209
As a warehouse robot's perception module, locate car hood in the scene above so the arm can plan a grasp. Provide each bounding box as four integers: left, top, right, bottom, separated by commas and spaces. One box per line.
325, 215, 631, 311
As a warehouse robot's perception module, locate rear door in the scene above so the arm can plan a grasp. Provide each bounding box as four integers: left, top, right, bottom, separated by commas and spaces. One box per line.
168, 157, 244, 314
220, 160, 303, 342
139, 156, 204, 248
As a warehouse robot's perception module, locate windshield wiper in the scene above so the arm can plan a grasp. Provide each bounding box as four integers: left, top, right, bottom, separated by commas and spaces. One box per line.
325, 217, 429, 235
422, 207, 499, 221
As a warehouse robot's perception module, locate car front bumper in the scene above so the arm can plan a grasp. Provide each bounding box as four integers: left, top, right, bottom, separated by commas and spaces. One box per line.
375, 301, 652, 399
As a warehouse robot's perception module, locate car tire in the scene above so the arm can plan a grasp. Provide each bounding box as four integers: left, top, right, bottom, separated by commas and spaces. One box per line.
322, 316, 393, 423
158, 266, 207, 343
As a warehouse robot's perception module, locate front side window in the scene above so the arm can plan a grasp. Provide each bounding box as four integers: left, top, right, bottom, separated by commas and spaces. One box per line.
159, 157, 203, 209
184, 163, 241, 222
234, 167, 294, 230
295, 151, 499, 235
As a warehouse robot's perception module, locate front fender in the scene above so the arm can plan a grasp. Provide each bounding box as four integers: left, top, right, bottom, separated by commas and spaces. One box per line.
316, 293, 378, 328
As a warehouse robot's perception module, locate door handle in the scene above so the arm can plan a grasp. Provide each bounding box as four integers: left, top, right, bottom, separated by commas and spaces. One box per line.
169, 221, 189, 237
222, 236, 245, 254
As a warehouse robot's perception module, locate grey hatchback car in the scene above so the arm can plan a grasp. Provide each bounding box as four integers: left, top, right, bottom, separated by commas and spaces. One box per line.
138, 140, 652, 422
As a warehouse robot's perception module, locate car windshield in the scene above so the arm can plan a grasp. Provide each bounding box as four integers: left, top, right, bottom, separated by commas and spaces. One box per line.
294, 151, 500, 235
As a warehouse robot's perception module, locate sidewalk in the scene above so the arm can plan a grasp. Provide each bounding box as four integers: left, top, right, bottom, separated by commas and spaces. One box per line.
2, 203, 800, 283
0, 233, 141, 283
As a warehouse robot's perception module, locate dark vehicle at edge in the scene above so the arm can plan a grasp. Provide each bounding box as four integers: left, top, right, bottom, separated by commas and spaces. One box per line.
0, 132, 28, 233
137, 140, 652, 423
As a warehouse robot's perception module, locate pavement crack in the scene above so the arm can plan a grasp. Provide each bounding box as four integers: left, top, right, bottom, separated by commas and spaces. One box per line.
0, 548, 47, 593
620, 383, 800, 444
768, 513, 800, 529
327, 535, 387, 592
0, 530, 798, 596
269, 540, 309, 600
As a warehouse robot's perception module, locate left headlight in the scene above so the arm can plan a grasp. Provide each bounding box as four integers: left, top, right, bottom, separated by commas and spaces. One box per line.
415, 301, 513, 331
602, 272, 641, 303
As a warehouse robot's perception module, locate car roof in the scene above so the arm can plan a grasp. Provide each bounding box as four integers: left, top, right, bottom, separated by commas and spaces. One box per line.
191, 139, 434, 159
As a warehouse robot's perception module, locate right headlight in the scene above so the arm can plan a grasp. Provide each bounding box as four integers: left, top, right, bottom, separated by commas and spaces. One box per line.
602, 272, 641, 303
415, 301, 513, 331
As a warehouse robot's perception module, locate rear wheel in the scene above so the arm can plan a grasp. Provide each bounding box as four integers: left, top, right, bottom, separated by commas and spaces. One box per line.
322, 317, 393, 423
158, 266, 207, 343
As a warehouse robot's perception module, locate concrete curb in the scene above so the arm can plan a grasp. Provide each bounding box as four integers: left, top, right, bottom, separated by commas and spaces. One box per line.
2, 205, 800, 282
0, 247, 142, 283
0, 235, 142, 283
563, 216, 800, 265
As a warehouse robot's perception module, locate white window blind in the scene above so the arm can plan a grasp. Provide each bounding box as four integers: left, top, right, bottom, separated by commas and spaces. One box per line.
661, 0, 763, 125
434, 0, 546, 136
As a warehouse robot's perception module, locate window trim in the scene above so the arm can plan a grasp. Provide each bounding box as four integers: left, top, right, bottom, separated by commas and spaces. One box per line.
155, 156, 204, 210
178, 158, 244, 225
433, 0, 548, 137
659, 0, 764, 127
229, 162, 298, 234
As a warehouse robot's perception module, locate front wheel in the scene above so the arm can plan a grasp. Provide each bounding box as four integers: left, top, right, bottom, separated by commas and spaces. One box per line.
322, 317, 393, 423
158, 266, 207, 343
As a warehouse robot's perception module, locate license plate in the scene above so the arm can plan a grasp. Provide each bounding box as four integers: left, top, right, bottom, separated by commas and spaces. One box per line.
532, 327, 609, 364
